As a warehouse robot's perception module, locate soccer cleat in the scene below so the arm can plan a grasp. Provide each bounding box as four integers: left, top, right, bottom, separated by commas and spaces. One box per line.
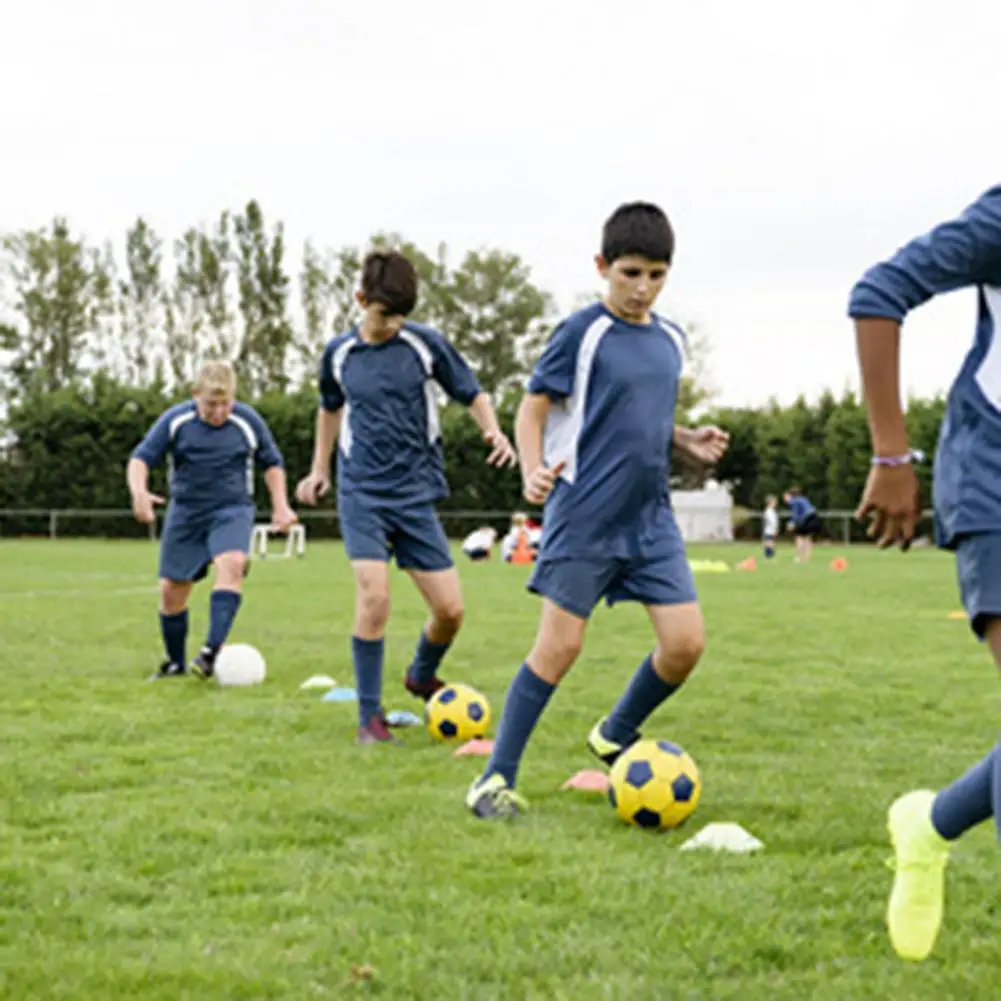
466, 772, 528, 820
403, 673, 446, 702
886, 789, 951, 961
356, 714, 401, 745
587, 717, 639, 767
190, 646, 217, 681
149, 660, 186, 681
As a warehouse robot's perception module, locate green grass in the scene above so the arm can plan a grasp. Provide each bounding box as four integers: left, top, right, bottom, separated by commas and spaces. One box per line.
1, 539, 999, 1000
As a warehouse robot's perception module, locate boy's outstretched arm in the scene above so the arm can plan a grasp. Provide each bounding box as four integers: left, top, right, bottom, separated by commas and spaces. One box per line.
849, 186, 1001, 547
296, 407, 342, 505
515, 393, 565, 505
467, 392, 516, 468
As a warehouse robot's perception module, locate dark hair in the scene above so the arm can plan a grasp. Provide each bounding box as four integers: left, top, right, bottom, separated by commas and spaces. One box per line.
601, 202, 675, 265
360, 250, 418, 316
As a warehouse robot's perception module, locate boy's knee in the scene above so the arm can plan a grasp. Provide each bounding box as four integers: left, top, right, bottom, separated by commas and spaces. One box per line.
214, 552, 247, 584
433, 601, 464, 635
357, 590, 391, 633
654, 629, 705, 678
530, 632, 583, 683
159, 579, 189, 614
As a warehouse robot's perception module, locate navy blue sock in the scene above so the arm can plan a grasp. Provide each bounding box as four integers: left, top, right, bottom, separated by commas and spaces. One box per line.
206, 589, 242, 651
352, 636, 384, 726
931, 749, 996, 840
159, 610, 188, 667
407, 632, 452, 685
484, 663, 556, 787
602, 654, 680, 746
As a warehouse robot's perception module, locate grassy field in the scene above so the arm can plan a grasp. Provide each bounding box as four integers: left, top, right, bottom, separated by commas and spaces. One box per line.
1, 538, 999, 1000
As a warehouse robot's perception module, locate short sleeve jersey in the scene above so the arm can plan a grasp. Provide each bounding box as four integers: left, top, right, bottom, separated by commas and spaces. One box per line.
527, 302, 688, 560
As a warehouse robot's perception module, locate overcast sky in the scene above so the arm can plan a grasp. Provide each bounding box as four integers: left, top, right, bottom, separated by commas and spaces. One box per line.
2, 0, 1000, 406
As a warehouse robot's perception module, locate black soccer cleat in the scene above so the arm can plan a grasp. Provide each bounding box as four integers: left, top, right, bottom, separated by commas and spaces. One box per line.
190, 646, 217, 681
149, 660, 186, 682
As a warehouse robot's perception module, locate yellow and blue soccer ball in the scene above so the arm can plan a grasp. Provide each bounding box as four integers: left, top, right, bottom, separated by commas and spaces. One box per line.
607, 738, 702, 830
426, 683, 492, 742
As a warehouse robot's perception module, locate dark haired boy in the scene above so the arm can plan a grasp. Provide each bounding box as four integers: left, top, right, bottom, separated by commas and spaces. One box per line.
297, 250, 517, 743
465, 202, 729, 819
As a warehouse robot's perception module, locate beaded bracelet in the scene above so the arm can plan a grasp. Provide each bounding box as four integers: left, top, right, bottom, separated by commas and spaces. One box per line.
871, 449, 925, 467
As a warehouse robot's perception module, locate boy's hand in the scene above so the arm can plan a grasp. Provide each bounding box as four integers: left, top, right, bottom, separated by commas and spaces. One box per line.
523, 461, 567, 505
271, 503, 299, 534
684, 426, 730, 464
855, 464, 922, 550
296, 472, 330, 506
484, 429, 517, 468
131, 490, 164, 524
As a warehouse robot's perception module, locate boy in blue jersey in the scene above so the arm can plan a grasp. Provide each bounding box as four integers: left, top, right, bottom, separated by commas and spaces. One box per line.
783, 486, 821, 562
465, 202, 729, 819
127, 360, 297, 680
296, 251, 516, 745
849, 183, 1001, 961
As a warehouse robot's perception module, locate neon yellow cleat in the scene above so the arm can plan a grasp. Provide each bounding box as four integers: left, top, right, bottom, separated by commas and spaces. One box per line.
886, 789, 951, 961
466, 772, 528, 820
586, 717, 637, 767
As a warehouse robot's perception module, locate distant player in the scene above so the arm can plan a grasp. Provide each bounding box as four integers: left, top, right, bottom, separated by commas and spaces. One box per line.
461, 526, 497, 561
849, 183, 1001, 961
127, 360, 297, 680
783, 486, 821, 562
295, 250, 516, 745
465, 202, 729, 820
762, 495, 779, 559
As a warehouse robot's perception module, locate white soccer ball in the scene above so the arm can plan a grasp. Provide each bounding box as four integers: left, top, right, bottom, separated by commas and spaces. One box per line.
214, 643, 267, 687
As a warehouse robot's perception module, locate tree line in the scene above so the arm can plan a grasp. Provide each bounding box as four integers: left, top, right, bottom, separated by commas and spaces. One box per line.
0, 202, 946, 539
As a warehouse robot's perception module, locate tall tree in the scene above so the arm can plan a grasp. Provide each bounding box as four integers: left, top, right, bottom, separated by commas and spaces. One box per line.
299, 239, 335, 366
167, 213, 234, 388
1, 218, 102, 397
234, 200, 293, 395
118, 217, 166, 388
675, 322, 716, 425
88, 241, 119, 380
445, 248, 553, 396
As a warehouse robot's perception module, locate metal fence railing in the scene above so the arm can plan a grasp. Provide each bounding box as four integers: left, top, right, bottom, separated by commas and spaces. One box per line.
0, 508, 938, 545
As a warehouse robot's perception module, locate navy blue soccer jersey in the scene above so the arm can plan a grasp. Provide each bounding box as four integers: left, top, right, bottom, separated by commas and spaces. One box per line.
527, 301, 688, 560
318, 322, 482, 504
132, 401, 283, 512
848, 184, 1001, 545
788, 495, 815, 524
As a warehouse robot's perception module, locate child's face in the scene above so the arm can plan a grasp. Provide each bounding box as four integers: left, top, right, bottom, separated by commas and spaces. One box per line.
597, 254, 669, 323
195, 390, 234, 427
357, 297, 405, 340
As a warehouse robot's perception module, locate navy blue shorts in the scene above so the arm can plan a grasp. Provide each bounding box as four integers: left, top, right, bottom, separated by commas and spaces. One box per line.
955, 533, 1001, 639
527, 552, 698, 620
339, 494, 453, 572
159, 503, 254, 582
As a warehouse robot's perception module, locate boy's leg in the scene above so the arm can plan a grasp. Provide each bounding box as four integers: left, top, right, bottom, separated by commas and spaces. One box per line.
338, 495, 397, 743
404, 567, 464, 698
467, 598, 587, 819
155, 578, 194, 679
589, 552, 703, 764
884, 533, 1001, 962
394, 505, 462, 700
191, 507, 253, 680
467, 557, 614, 820
154, 505, 205, 679
351, 560, 394, 741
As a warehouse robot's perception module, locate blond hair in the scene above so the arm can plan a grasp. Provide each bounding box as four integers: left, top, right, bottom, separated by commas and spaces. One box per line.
194, 360, 237, 397
511, 511, 528, 526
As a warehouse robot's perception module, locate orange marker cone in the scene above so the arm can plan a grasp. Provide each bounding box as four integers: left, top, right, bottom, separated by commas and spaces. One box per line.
830, 557, 848, 572
736, 556, 757, 572
511, 529, 534, 565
